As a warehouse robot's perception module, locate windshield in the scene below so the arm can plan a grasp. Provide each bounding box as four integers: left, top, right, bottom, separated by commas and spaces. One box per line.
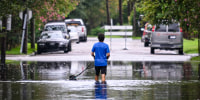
66, 21, 82, 26
40, 33, 63, 39
168, 23, 179, 32
155, 24, 167, 32
68, 27, 77, 32
45, 25, 66, 33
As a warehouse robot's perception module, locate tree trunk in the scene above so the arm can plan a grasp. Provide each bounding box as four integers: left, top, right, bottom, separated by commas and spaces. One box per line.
198, 64, 200, 80
1, 37, 6, 64
30, 18, 35, 49
119, 0, 123, 25
132, 1, 136, 37
198, 33, 200, 56
127, 1, 130, 16
106, 0, 110, 25
1, 16, 7, 64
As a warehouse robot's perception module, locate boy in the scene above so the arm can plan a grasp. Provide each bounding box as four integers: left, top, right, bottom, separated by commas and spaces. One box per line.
91, 33, 110, 83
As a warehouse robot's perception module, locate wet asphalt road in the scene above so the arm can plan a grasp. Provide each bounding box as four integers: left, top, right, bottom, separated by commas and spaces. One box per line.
6, 37, 194, 62
2, 37, 200, 100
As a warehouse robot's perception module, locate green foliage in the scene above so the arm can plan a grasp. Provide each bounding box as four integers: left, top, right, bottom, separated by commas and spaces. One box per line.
68, 0, 119, 35
90, 27, 105, 36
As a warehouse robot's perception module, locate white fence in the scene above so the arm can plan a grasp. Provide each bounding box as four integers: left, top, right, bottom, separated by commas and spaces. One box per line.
104, 25, 132, 36
103, 25, 133, 50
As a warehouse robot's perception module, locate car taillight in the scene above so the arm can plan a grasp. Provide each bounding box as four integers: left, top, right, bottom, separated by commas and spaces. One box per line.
82, 27, 84, 32
180, 27, 183, 32
152, 26, 155, 32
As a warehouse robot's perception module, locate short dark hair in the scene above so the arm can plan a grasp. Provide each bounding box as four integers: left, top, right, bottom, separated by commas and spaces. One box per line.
98, 33, 105, 42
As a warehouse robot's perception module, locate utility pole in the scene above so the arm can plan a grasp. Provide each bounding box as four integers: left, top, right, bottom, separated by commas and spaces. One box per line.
20, 0, 29, 54
22, 9, 28, 54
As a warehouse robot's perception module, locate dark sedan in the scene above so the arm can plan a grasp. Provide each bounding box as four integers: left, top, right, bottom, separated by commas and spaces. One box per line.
37, 31, 71, 54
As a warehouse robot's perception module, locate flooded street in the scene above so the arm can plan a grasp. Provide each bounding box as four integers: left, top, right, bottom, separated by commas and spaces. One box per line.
1, 61, 200, 100
2, 38, 200, 100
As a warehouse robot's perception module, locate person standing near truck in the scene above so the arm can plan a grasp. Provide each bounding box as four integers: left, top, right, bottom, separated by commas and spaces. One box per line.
91, 33, 110, 83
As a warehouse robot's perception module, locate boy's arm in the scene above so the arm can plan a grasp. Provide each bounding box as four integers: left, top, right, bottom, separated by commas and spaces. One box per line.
91, 52, 95, 59
106, 53, 110, 59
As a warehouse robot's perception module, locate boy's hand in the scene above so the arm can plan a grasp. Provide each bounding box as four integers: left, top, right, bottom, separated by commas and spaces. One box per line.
93, 56, 95, 59
106, 56, 109, 59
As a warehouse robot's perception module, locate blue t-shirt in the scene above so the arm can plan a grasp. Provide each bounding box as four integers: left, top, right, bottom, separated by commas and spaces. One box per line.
92, 42, 110, 66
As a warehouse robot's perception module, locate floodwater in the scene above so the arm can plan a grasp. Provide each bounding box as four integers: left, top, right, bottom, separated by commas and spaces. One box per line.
0, 61, 200, 100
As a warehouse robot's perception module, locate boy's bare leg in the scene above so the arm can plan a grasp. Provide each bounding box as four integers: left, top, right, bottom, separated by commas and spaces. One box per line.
101, 74, 106, 82
95, 75, 99, 81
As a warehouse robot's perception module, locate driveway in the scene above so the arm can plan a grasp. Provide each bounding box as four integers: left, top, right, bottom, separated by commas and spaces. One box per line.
6, 37, 194, 62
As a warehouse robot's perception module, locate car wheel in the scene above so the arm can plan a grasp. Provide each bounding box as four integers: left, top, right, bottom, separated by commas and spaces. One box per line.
84, 36, 87, 42
37, 47, 42, 54
76, 38, 80, 44
144, 42, 148, 47
151, 47, 155, 54
178, 48, 183, 55
64, 49, 68, 53
68, 42, 72, 52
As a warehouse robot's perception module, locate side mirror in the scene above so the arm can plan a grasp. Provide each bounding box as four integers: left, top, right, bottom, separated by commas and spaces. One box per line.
141, 28, 144, 31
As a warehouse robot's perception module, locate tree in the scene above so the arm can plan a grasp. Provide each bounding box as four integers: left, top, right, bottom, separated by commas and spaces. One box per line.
106, 0, 111, 25
119, 0, 123, 25
68, 0, 119, 34
0, 0, 79, 53
139, 0, 200, 55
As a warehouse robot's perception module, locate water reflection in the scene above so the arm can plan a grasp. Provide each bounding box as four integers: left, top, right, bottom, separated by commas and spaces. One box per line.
144, 62, 182, 80
95, 82, 107, 99
0, 64, 7, 80
0, 61, 200, 100
0, 61, 200, 81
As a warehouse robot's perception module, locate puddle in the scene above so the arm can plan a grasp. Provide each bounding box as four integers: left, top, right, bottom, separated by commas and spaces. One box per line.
0, 61, 200, 100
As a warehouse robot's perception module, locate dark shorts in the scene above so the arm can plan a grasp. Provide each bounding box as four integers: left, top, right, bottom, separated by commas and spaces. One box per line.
95, 66, 107, 76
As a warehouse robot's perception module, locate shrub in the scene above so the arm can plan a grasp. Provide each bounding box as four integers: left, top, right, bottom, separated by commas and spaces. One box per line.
90, 26, 105, 36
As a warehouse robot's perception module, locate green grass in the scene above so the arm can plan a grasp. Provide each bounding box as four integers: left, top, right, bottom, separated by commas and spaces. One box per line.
190, 56, 200, 61
183, 39, 199, 61
6, 60, 21, 64
132, 36, 141, 39
183, 39, 198, 54
105, 35, 124, 38
6, 43, 37, 55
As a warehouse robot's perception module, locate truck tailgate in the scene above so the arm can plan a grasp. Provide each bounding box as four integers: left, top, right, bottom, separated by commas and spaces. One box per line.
151, 32, 182, 44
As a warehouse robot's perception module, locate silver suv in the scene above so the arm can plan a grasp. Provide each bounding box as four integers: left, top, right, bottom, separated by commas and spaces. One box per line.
150, 23, 183, 55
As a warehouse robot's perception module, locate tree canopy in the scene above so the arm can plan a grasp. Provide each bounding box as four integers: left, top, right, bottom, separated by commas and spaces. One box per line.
0, 0, 79, 30
138, 0, 200, 36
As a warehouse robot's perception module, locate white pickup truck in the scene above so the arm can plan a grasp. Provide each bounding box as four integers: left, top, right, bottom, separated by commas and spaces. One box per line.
65, 19, 87, 42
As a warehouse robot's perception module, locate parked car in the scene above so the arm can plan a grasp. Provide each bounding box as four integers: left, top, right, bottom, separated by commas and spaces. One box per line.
65, 19, 87, 41
37, 31, 71, 54
141, 23, 152, 47
150, 23, 183, 55
44, 21, 70, 38
67, 26, 79, 43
